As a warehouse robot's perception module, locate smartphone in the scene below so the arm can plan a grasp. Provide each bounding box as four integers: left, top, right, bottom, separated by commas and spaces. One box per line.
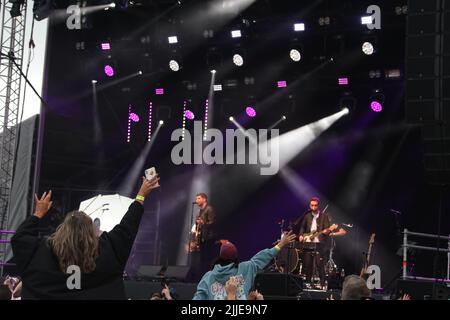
145, 167, 156, 181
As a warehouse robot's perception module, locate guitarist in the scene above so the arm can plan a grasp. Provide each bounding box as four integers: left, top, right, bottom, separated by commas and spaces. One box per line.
193, 193, 216, 279
298, 197, 332, 288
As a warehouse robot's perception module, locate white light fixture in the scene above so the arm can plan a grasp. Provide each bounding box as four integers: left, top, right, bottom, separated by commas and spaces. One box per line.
362, 42, 374, 55
229, 116, 234, 121
233, 54, 244, 66
213, 84, 223, 91
289, 49, 301, 62
361, 16, 373, 25
169, 60, 180, 72
231, 30, 242, 38
159, 120, 164, 125
294, 23, 305, 31
168, 36, 178, 44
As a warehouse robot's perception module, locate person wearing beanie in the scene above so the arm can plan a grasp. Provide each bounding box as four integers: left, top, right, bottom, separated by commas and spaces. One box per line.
192, 231, 296, 300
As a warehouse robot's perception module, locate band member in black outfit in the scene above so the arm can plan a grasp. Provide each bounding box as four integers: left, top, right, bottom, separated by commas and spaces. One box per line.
191, 193, 216, 279
298, 197, 334, 288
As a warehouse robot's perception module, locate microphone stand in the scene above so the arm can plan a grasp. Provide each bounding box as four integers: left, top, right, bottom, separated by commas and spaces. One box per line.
187, 202, 196, 269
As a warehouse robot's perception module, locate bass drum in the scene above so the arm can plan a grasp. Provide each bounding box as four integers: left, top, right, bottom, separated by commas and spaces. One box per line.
274, 247, 300, 273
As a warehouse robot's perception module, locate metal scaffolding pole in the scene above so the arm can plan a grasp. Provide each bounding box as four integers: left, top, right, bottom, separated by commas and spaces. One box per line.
0, 0, 28, 272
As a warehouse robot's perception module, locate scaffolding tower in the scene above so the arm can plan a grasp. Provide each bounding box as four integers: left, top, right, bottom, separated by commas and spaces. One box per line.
0, 0, 28, 271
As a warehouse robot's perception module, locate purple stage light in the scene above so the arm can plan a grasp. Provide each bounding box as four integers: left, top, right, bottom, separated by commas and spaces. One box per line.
182, 101, 187, 140
277, 81, 287, 88
371, 101, 383, 112
104, 65, 114, 77
155, 88, 164, 95
148, 102, 153, 141
338, 78, 349, 85
246, 106, 256, 117
101, 43, 111, 50
184, 110, 195, 120
129, 113, 139, 122
127, 105, 132, 143
203, 99, 209, 140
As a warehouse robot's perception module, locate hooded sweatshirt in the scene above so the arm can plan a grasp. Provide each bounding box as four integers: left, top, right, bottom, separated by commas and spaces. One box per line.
192, 247, 280, 300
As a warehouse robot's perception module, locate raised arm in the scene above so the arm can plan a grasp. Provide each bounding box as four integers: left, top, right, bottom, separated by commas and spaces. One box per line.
106, 176, 159, 267
246, 231, 297, 272
11, 191, 53, 274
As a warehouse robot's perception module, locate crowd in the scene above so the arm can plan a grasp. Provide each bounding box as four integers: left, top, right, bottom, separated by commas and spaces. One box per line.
0, 173, 412, 300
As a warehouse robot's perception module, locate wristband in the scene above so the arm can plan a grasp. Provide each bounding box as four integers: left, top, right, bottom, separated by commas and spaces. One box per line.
136, 195, 145, 202
275, 245, 281, 251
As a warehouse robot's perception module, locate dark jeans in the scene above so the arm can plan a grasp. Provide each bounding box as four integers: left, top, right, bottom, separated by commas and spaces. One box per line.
302, 249, 325, 285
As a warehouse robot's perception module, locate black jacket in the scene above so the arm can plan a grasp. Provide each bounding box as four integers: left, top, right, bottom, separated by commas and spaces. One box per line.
298, 211, 331, 242
11, 201, 144, 299
198, 204, 216, 242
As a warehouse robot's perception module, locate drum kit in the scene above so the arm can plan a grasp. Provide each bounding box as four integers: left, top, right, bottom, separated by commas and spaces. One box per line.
272, 220, 347, 286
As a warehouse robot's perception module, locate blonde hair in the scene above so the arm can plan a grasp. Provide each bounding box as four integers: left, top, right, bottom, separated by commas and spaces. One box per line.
48, 211, 99, 273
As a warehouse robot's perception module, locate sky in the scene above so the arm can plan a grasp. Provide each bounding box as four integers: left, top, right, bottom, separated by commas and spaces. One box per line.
0, 3, 48, 124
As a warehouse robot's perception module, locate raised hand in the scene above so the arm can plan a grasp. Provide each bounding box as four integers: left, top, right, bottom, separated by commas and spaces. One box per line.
278, 230, 296, 248
161, 285, 173, 300
34, 191, 53, 218
137, 175, 160, 199
225, 276, 239, 300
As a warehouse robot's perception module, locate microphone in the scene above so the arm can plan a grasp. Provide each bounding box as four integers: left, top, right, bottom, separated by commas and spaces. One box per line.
390, 209, 401, 214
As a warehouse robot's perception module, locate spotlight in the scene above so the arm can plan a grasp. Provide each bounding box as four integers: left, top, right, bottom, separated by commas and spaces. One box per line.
361, 16, 373, 25
294, 23, 305, 31
231, 30, 242, 38
370, 101, 382, 113
184, 110, 195, 120
168, 36, 178, 44
229, 116, 234, 121
246, 107, 256, 118
282, 115, 287, 121
169, 60, 180, 72
155, 88, 164, 95
342, 107, 350, 115
277, 81, 287, 88
104, 65, 115, 77
159, 120, 164, 125
213, 84, 223, 91
129, 113, 140, 122
92, 80, 98, 84
101, 43, 111, 50
109, 2, 116, 8
362, 42, 374, 55
211, 69, 217, 74
385, 69, 401, 79
318, 16, 330, 26
233, 54, 244, 66
138, 70, 143, 75
338, 78, 349, 85
289, 49, 301, 62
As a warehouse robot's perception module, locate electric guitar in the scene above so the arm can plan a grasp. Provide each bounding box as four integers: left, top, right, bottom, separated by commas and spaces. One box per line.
360, 233, 376, 278
302, 224, 338, 242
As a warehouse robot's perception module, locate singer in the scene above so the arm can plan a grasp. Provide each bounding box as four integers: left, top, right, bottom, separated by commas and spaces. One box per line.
190, 193, 216, 281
